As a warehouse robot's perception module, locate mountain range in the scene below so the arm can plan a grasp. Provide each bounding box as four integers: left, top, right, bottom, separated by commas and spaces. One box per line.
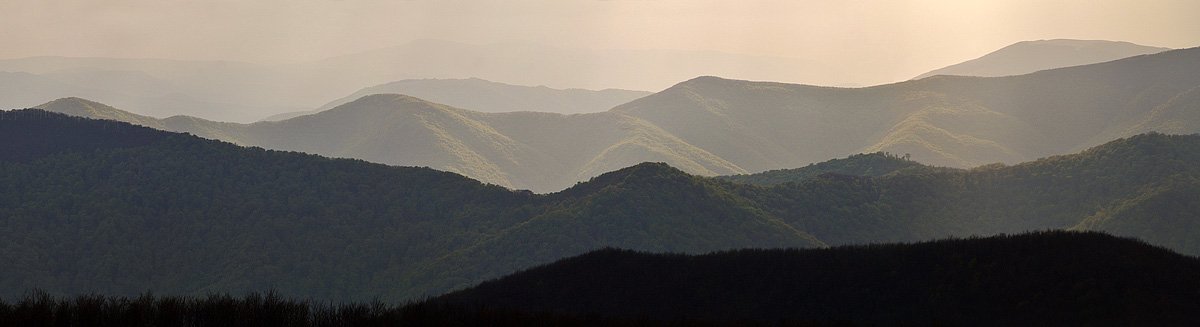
1, 39, 1168, 122
2, 109, 1199, 302
914, 39, 1169, 79
0, 39, 846, 122
32, 46, 1200, 192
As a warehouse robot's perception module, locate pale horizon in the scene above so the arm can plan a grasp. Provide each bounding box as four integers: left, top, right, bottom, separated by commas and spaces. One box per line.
2, 0, 1197, 89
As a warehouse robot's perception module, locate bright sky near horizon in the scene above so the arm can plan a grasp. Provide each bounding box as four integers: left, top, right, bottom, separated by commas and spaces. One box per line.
1, 0, 1196, 86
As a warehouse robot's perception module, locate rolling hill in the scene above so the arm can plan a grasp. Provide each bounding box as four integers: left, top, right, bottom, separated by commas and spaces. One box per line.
914, 39, 1169, 79
438, 232, 1200, 326
717, 152, 924, 186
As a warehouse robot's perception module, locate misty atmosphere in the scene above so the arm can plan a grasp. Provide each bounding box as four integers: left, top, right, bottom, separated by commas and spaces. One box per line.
2, 1, 1200, 325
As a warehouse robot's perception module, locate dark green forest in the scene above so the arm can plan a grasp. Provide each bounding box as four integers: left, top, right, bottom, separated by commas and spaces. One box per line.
2, 109, 1199, 302
0, 291, 753, 327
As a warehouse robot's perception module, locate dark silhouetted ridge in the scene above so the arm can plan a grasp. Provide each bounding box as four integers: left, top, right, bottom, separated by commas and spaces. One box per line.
439, 231, 1200, 326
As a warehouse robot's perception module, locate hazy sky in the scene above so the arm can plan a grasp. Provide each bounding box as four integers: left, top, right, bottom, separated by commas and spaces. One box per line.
2, 0, 1197, 85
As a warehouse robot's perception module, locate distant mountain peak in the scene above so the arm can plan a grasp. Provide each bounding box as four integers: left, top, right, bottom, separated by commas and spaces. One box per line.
255, 77, 654, 121
672, 75, 744, 89
327, 93, 451, 113
39, 96, 110, 110
561, 162, 692, 195
34, 97, 166, 129
914, 39, 1170, 79
1017, 38, 1151, 48
683, 75, 731, 83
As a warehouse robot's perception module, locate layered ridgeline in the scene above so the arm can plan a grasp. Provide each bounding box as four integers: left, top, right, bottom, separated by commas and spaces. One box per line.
0, 110, 819, 302
264, 78, 651, 121
914, 39, 1169, 79
439, 232, 1200, 326
35, 47, 1200, 192
3, 110, 1200, 302
1, 39, 1161, 123
610, 46, 1200, 171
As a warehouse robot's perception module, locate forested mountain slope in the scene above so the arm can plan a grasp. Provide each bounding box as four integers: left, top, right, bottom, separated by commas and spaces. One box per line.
2, 110, 1199, 302
0, 110, 814, 301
